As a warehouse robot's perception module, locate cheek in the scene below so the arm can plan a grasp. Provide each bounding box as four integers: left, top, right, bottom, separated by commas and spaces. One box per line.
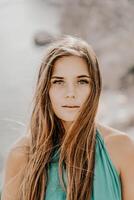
49, 89, 65, 119
79, 87, 91, 102
49, 89, 61, 109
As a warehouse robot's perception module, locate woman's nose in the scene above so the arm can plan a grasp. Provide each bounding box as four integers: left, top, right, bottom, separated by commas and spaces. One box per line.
65, 85, 76, 98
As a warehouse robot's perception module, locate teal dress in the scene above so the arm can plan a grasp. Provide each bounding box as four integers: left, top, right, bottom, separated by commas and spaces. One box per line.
45, 129, 122, 200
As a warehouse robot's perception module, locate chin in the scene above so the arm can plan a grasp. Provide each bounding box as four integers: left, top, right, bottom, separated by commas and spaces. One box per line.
59, 113, 79, 122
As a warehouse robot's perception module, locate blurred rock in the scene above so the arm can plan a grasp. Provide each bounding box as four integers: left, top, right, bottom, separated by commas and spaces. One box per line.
34, 31, 56, 46
98, 90, 134, 137
46, 0, 65, 5
120, 65, 134, 89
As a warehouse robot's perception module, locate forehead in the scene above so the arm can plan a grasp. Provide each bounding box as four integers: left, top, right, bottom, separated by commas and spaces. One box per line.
52, 56, 89, 77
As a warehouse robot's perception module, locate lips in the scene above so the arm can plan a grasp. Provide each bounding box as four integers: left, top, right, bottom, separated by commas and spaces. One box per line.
62, 105, 80, 108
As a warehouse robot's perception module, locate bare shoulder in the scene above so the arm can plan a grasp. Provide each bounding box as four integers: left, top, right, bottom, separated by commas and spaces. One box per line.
96, 122, 134, 175
1, 134, 31, 199
11, 133, 31, 152
7, 134, 30, 162
97, 122, 134, 151
3, 134, 31, 184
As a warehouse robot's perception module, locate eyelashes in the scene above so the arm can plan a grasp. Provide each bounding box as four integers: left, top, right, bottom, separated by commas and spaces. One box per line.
52, 79, 89, 85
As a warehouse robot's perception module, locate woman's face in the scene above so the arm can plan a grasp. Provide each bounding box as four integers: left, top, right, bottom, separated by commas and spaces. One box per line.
49, 56, 91, 129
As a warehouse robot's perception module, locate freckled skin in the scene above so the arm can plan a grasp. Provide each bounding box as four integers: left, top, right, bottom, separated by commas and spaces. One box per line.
49, 56, 91, 130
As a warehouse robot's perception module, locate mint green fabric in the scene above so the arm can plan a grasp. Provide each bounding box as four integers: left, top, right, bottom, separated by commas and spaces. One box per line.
45, 129, 122, 200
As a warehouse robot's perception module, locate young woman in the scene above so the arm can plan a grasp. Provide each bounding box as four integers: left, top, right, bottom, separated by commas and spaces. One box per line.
1, 35, 134, 200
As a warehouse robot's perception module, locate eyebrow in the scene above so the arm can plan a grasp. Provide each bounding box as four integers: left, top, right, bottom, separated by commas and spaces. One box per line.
51, 75, 90, 79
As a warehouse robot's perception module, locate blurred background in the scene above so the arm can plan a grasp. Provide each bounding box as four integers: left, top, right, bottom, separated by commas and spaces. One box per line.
0, 0, 134, 190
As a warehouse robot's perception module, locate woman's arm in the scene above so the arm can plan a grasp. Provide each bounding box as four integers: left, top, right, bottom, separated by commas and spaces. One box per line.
120, 134, 134, 200
1, 136, 29, 200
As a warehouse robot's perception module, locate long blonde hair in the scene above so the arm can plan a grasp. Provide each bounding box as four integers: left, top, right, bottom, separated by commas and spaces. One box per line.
21, 35, 102, 200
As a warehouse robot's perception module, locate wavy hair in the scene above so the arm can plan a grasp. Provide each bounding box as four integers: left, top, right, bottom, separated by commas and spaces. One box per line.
20, 35, 102, 200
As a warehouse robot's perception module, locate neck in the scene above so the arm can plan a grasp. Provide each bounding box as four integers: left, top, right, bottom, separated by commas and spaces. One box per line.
62, 120, 73, 132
